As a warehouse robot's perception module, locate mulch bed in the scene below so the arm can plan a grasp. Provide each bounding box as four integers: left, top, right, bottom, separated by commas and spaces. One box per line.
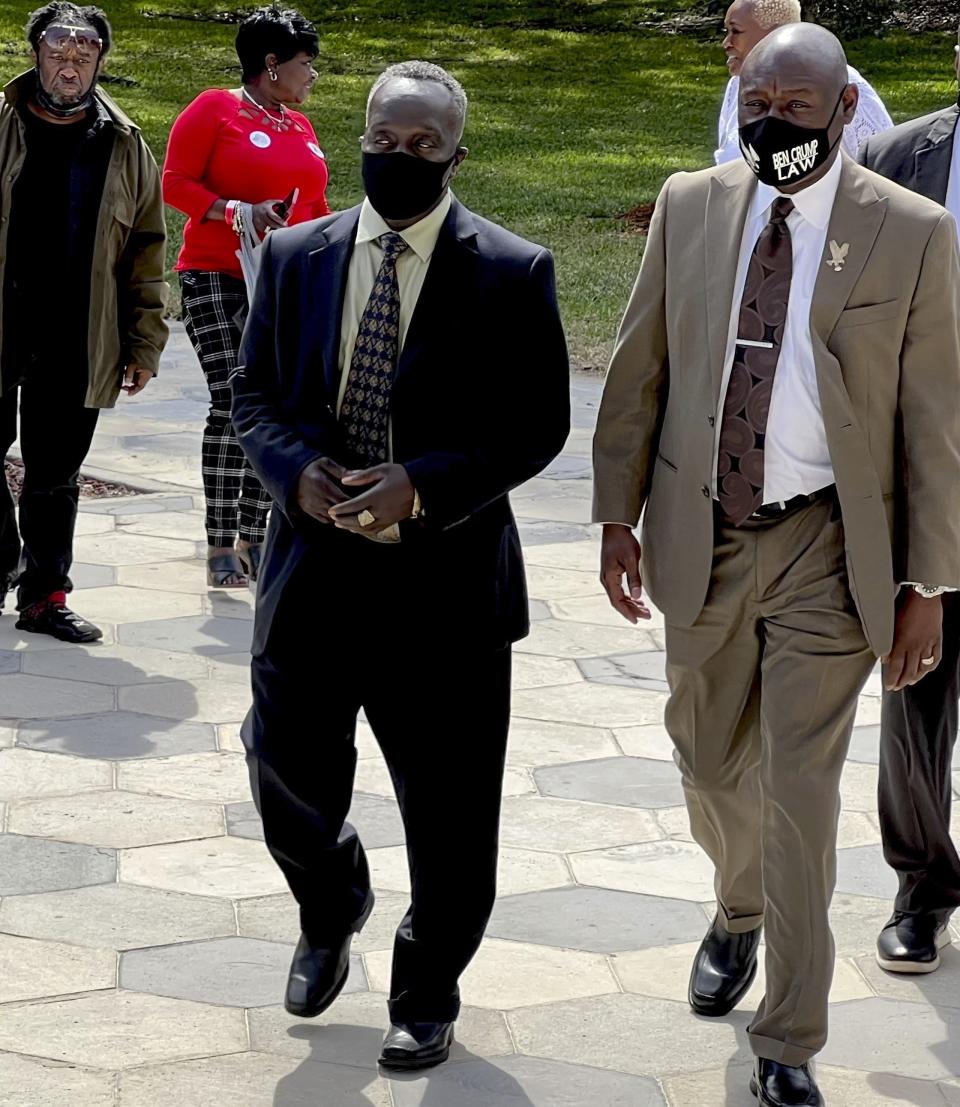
4, 458, 143, 501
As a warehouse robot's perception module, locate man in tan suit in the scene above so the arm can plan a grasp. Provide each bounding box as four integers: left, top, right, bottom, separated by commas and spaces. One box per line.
594, 23, 960, 1107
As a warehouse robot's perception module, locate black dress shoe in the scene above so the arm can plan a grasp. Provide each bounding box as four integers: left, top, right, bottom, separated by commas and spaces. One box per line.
876, 912, 952, 974
16, 599, 102, 643
751, 1059, 823, 1106
379, 1021, 455, 1070
284, 931, 352, 1018
689, 915, 762, 1016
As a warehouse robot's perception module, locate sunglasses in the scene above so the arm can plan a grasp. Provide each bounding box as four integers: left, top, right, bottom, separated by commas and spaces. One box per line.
40, 25, 103, 63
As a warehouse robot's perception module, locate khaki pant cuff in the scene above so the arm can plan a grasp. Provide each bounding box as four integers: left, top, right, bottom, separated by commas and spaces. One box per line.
749, 1031, 818, 1068
718, 903, 764, 934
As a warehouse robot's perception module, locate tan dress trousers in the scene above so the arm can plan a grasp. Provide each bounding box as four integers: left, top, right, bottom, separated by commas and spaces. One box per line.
664, 491, 875, 1066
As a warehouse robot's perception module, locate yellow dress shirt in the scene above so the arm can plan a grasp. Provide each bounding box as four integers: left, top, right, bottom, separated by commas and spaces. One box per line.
336, 191, 452, 540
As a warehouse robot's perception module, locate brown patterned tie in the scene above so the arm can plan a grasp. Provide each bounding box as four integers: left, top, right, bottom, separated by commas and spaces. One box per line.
717, 197, 794, 525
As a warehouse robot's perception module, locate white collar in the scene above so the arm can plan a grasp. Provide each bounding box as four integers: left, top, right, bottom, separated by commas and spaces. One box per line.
750, 152, 843, 231
356, 191, 454, 262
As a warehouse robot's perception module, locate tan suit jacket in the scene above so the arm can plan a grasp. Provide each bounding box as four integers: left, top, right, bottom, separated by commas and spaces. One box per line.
593, 156, 960, 656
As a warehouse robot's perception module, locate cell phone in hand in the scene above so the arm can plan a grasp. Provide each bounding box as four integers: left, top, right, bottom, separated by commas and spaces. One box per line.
274, 187, 299, 220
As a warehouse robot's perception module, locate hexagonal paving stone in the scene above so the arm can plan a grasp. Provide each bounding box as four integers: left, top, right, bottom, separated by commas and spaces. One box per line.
0, 650, 20, 673
515, 620, 661, 661
120, 936, 366, 1007
0, 748, 112, 800
570, 840, 715, 901
116, 561, 208, 595
0, 883, 237, 950
513, 654, 583, 690
612, 942, 871, 1008
579, 652, 668, 691
119, 680, 251, 724
535, 756, 684, 809
840, 762, 880, 813
0, 834, 115, 895
0, 673, 114, 719
18, 712, 217, 760
820, 997, 960, 1081
835, 844, 899, 900
226, 791, 405, 850
248, 992, 513, 1070
488, 887, 711, 954
664, 1064, 952, 1107
0, 933, 116, 1003
499, 796, 661, 852
118, 751, 250, 803
366, 938, 616, 1010
20, 645, 209, 686
368, 844, 570, 898
120, 835, 287, 899
0, 991, 247, 1069
508, 993, 752, 1078
117, 1052, 393, 1107
525, 564, 603, 601
73, 532, 198, 566
390, 1056, 668, 1107
614, 723, 676, 761
854, 944, 960, 1009
0, 1053, 115, 1107
7, 790, 224, 848
70, 563, 116, 589
505, 718, 619, 767
69, 586, 202, 625
119, 615, 252, 656
513, 683, 667, 729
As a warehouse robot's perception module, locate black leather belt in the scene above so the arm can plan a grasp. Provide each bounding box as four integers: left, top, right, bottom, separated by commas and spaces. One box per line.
749, 485, 836, 520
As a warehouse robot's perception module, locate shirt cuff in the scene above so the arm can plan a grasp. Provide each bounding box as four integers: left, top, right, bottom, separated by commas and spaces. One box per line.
901, 583, 958, 598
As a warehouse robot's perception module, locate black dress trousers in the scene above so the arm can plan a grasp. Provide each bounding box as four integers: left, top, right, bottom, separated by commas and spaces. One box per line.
0, 373, 100, 607
879, 592, 960, 919
242, 534, 512, 1024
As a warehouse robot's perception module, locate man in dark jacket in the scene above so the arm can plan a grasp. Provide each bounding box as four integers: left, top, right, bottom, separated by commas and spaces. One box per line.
233, 61, 570, 1071
0, 2, 168, 643
857, 28, 960, 976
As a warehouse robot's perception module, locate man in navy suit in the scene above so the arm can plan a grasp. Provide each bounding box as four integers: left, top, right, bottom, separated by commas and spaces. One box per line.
232, 60, 569, 1070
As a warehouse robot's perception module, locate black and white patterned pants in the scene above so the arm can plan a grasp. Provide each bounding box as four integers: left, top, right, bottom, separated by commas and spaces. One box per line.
180, 270, 271, 546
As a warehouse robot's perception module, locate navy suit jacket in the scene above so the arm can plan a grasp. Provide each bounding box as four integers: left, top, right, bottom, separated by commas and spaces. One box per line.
858, 104, 959, 205
232, 199, 571, 656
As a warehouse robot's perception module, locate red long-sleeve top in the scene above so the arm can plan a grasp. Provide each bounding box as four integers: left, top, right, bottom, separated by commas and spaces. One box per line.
163, 88, 331, 278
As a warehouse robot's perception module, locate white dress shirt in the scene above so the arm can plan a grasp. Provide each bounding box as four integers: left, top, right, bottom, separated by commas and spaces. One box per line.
335, 191, 452, 541
712, 154, 843, 505
715, 65, 893, 166
945, 118, 960, 246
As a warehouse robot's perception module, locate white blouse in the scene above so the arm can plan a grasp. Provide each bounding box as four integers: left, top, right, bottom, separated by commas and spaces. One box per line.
714, 64, 894, 166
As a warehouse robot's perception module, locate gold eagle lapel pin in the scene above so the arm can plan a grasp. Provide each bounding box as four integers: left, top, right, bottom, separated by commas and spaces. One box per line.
826, 240, 849, 272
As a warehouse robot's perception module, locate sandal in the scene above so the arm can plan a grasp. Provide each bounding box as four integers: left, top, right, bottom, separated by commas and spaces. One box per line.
237, 544, 262, 583
207, 552, 249, 589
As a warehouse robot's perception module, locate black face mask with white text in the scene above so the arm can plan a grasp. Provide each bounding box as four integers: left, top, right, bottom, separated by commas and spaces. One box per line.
738, 88, 845, 188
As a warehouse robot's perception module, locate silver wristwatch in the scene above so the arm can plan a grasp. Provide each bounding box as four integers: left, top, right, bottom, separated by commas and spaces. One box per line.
911, 584, 948, 599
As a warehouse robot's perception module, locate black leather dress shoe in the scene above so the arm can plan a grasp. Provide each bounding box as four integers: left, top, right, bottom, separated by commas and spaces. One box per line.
378, 1021, 455, 1070
751, 1059, 823, 1106
688, 915, 762, 1016
16, 600, 102, 644
877, 912, 952, 974
284, 931, 352, 1018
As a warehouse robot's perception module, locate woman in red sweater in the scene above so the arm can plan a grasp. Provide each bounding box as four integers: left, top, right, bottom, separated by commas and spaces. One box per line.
163, 5, 330, 587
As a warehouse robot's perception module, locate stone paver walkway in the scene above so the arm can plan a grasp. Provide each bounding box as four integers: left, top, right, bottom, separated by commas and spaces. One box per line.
0, 326, 958, 1104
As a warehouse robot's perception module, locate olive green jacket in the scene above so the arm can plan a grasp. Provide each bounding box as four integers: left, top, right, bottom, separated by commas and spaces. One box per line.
0, 71, 168, 408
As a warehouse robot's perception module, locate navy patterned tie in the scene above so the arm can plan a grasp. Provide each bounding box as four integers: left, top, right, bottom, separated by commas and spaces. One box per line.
341, 232, 409, 467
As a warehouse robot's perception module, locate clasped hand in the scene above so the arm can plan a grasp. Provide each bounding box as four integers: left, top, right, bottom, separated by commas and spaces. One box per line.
295, 458, 415, 534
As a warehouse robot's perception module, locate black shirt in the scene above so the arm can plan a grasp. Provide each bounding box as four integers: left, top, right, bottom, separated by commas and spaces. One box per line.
2, 96, 115, 385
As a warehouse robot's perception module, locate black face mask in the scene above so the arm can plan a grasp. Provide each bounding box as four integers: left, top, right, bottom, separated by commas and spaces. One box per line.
738, 88, 845, 188
362, 151, 458, 221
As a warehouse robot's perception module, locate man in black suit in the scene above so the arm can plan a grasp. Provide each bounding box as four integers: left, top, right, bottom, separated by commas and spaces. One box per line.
858, 32, 960, 975
232, 60, 569, 1070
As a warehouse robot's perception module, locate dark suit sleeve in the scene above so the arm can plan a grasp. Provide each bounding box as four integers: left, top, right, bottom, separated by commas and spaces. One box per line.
856, 137, 872, 168
402, 248, 570, 530
232, 235, 325, 521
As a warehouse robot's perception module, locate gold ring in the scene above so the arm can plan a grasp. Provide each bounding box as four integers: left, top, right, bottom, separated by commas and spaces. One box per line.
921, 656, 936, 666
357, 509, 377, 528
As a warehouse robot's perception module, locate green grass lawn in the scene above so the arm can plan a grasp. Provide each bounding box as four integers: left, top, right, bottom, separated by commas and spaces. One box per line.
0, 1, 954, 365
